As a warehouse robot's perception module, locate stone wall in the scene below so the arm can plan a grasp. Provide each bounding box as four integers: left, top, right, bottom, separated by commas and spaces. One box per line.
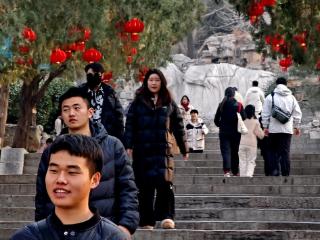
3, 124, 42, 152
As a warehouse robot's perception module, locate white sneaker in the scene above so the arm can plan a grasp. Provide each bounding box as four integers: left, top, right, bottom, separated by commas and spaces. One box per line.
224, 172, 231, 177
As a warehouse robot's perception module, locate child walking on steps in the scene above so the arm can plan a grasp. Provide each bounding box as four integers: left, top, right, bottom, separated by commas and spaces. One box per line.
239, 105, 264, 177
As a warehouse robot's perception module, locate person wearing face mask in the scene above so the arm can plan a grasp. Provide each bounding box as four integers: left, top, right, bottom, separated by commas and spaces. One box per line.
79, 62, 124, 142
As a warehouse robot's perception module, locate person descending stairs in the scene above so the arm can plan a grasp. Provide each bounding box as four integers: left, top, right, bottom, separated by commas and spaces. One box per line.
1, 132, 320, 239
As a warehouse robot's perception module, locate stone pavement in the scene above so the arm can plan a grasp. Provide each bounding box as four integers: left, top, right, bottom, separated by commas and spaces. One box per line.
1, 133, 320, 239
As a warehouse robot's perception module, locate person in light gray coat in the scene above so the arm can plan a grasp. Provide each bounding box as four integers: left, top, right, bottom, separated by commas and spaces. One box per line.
261, 77, 302, 176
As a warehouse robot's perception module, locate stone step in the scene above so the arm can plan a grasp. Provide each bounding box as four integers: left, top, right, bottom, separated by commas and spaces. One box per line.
174, 184, 320, 195
2, 228, 320, 240
0, 175, 36, 184
159, 220, 320, 230
175, 153, 320, 160
0, 207, 34, 221
174, 167, 320, 175
1, 206, 319, 224
131, 229, 320, 240
174, 208, 320, 222
0, 195, 34, 208
174, 175, 320, 185
3, 176, 320, 195
175, 160, 320, 168
175, 195, 320, 209
1, 194, 319, 209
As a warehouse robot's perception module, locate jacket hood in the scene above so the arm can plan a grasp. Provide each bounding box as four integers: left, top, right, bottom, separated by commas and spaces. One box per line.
60, 121, 108, 143
248, 87, 260, 93
274, 84, 292, 96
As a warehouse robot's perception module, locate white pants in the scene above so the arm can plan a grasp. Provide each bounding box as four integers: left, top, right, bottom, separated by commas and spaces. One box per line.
239, 145, 257, 177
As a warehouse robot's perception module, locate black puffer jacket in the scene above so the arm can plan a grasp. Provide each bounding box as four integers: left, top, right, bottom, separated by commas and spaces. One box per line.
214, 98, 246, 135
79, 83, 124, 141
35, 121, 139, 234
124, 96, 187, 184
11, 212, 127, 240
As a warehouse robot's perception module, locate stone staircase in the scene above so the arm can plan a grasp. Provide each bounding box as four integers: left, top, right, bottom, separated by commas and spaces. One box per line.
1, 133, 320, 239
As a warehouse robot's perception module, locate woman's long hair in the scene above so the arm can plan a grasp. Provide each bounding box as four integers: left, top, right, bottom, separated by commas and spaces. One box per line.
219, 87, 235, 111
136, 68, 172, 106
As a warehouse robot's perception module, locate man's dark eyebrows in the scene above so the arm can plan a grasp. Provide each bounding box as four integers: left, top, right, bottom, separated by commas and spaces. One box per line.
67, 165, 82, 171
48, 162, 58, 167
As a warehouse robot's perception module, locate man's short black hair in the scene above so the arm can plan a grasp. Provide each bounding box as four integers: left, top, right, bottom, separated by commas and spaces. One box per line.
190, 109, 198, 114
276, 77, 287, 85
58, 87, 90, 112
252, 81, 258, 87
84, 62, 105, 73
50, 134, 103, 176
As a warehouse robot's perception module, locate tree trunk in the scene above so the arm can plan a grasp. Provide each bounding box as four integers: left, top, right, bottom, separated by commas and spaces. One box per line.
12, 64, 67, 149
0, 82, 9, 148
12, 81, 38, 148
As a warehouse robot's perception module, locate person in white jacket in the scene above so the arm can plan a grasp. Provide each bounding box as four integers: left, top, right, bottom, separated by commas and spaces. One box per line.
261, 77, 302, 176
178, 95, 194, 127
239, 105, 264, 177
244, 81, 265, 118
186, 109, 209, 153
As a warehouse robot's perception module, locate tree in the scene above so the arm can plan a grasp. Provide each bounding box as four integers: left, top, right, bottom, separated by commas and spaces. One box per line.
228, 0, 320, 71
0, 0, 204, 149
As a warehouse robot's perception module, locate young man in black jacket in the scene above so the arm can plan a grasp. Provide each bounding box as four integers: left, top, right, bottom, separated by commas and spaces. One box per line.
79, 62, 124, 142
12, 134, 127, 240
35, 87, 138, 238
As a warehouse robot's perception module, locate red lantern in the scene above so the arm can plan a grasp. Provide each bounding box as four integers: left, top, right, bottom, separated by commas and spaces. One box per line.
261, 0, 276, 7
248, 2, 264, 17
18, 45, 30, 53
16, 57, 25, 65
279, 56, 292, 71
102, 71, 113, 83
126, 55, 133, 64
118, 32, 129, 42
82, 48, 103, 62
124, 18, 144, 34
22, 27, 37, 42
130, 33, 140, 42
83, 28, 91, 41
293, 32, 307, 48
249, 16, 258, 25
316, 59, 320, 70
75, 41, 86, 52
50, 49, 67, 64
131, 47, 138, 55
265, 35, 272, 45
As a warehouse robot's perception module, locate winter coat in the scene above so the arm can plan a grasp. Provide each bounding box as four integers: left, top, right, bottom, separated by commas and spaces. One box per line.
261, 84, 302, 134
11, 211, 127, 240
186, 118, 209, 151
214, 98, 246, 135
125, 96, 187, 184
178, 104, 194, 127
240, 118, 264, 148
35, 121, 139, 234
79, 83, 124, 141
244, 86, 265, 115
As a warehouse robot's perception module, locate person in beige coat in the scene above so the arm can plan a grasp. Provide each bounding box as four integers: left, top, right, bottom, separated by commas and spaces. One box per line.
239, 105, 264, 177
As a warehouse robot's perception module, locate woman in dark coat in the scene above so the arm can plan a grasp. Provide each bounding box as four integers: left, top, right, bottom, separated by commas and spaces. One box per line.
125, 68, 188, 229
214, 87, 246, 177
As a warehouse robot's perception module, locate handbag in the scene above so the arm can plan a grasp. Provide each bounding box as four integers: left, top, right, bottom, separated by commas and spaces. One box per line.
237, 103, 248, 135
237, 112, 248, 134
164, 156, 174, 182
271, 92, 293, 124
167, 131, 180, 155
